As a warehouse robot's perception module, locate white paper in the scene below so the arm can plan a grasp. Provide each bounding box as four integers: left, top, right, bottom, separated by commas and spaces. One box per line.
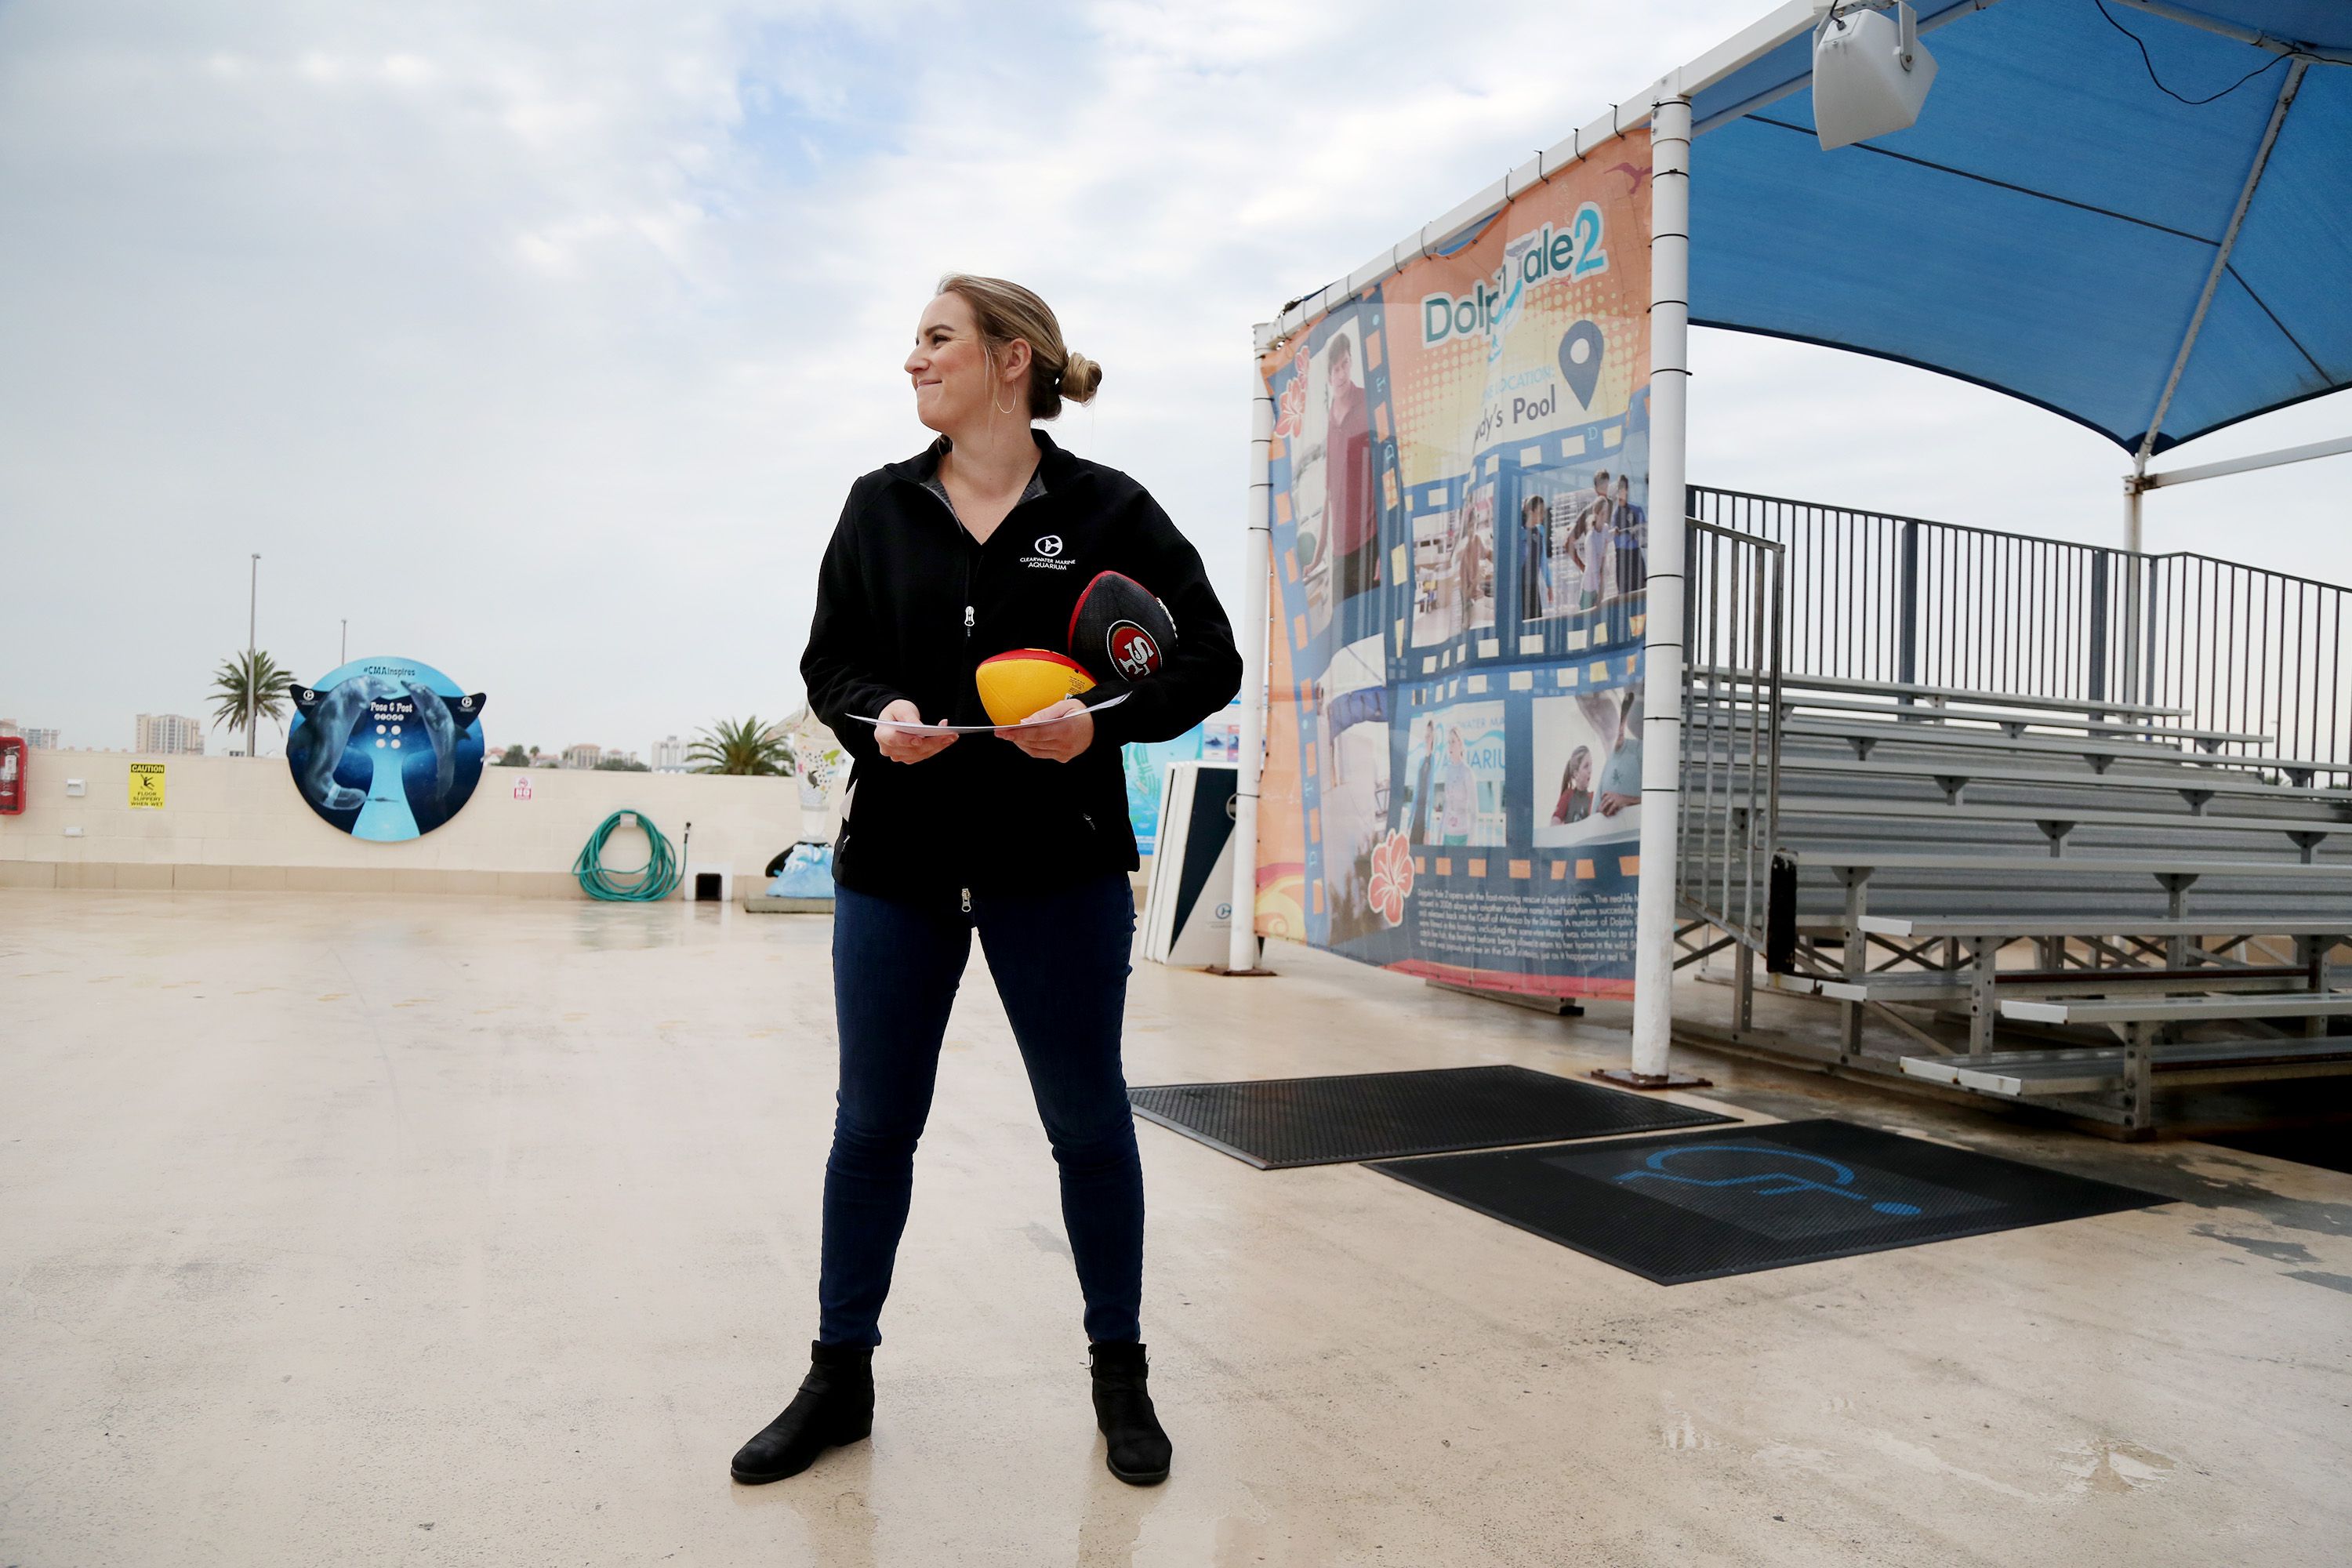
846, 691, 1130, 735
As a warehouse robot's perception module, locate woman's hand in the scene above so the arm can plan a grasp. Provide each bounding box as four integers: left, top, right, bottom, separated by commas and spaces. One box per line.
876, 699, 957, 764
996, 698, 1094, 763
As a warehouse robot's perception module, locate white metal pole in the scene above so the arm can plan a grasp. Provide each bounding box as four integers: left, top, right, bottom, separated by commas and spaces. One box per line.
1225, 344, 1276, 975
2143, 432, 2352, 489
247, 553, 260, 758
2122, 457, 2144, 707
1628, 94, 1693, 1080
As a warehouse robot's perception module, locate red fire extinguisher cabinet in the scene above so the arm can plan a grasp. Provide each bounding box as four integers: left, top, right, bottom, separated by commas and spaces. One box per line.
0, 736, 25, 815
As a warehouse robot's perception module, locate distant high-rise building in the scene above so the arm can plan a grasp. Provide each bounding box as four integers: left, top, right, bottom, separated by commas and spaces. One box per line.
652, 734, 689, 773
135, 714, 207, 755
22, 728, 60, 750
561, 742, 602, 771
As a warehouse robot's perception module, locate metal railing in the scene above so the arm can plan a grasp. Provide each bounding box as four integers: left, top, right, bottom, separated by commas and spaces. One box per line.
2145, 553, 2350, 773
1678, 521, 1784, 952
1690, 487, 2352, 772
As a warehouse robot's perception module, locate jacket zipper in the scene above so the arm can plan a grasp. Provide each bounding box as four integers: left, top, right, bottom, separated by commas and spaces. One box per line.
916, 478, 1044, 648
960, 887, 972, 914
956, 488, 1050, 637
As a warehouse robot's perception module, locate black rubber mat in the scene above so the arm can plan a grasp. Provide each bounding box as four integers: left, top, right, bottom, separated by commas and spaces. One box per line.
1125, 1065, 1735, 1169
1371, 1118, 2167, 1284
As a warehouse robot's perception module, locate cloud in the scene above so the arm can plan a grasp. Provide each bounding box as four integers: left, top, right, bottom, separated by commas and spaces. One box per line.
1, 1, 2343, 757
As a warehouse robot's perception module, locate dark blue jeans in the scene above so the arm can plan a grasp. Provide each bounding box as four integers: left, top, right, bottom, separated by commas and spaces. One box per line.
819, 873, 1144, 1348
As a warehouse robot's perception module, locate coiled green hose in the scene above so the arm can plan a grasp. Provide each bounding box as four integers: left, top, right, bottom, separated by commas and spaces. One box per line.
573, 809, 684, 902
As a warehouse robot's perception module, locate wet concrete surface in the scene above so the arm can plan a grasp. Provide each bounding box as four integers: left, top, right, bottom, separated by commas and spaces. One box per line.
4, 891, 2348, 1566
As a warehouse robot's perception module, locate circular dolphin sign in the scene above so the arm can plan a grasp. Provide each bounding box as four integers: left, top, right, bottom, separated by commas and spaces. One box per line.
286, 656, 489, 841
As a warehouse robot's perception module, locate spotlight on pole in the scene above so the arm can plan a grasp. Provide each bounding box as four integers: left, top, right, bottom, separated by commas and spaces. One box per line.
1813, 2, 1936, 151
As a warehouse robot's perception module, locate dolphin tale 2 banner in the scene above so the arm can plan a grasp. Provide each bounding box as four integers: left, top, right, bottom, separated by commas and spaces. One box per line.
1254, 134, 1653, 999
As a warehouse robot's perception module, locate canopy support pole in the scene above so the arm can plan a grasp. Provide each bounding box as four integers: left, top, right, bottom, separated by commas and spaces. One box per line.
1221, 340, 1276, 978
2119, 58, 2303, 710
2104, 0, 2352, 66
2122, 453, 2145, 705
1621, 93, 1700, 1086
2132, 59, 2307, 477
2143, 433, 2352, 489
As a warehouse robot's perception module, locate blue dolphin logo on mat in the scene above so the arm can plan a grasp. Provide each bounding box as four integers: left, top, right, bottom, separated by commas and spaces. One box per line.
1615, 1144, 1923, 1217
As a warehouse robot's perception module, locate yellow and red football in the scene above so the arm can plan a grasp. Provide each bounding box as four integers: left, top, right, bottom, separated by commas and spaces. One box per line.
975, 648, 1096, 727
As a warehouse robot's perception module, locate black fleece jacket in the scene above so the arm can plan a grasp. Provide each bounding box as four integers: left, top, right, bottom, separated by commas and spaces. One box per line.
801, 430, 1243, 901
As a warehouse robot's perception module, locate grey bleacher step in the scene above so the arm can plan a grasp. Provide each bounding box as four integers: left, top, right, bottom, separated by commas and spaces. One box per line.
2001, 993, 2352, 1025
1772, 851, 2352, 877
1697, 670, 2187, 718
1684, 750, 2352, 808
1778, 892, 2352, 920
1900, 1036, 2352, 1098
1853, 913, 2352, 938
1774, 718, 2350, 777
1813, 970, 2320, 1004
1769, 796, 2347, 842
1768, 830, 2351, 864
1714, 729, 2350, 774
1761, 905, 2350, 931
1686, 692, 2266, 746
1789, 902, 2352, 927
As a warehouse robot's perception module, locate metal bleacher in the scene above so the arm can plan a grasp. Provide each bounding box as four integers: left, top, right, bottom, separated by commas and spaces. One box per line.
1671, 490, 2352, 1134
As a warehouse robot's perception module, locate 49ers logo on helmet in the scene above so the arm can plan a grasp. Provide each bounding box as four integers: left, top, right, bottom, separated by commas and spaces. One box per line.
1106, 621, 1162, 679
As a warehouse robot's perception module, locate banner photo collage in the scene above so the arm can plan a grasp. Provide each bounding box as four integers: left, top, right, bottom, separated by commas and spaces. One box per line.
1254, 134, 1652, 998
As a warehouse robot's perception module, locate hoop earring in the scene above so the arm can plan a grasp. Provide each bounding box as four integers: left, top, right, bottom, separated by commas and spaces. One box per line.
983, 344, 1021, 417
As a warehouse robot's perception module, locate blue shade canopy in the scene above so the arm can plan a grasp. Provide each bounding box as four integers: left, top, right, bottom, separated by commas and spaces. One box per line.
1687, 0, 2352, 453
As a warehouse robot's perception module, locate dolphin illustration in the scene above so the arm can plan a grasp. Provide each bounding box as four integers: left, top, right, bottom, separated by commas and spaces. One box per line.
290, 679, 489, 815
400, 680, 474, 806
289, 676, 401, 811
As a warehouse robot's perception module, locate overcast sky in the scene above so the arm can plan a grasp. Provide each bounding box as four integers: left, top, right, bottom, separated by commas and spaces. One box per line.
4, 0, 2344, 757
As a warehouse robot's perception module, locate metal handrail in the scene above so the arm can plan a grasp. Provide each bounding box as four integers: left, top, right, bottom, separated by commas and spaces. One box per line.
1678, 520, 1784, 956
1690, 486, 2351, 773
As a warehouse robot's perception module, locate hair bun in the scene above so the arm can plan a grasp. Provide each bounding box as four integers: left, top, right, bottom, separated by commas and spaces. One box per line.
1058, 351, 1102, 405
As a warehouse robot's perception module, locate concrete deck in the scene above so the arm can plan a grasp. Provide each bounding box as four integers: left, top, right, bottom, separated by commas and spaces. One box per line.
5, 890, 2349, 1566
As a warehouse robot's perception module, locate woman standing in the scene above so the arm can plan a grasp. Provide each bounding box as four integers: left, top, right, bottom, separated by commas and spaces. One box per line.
735, 276, 1243, 1489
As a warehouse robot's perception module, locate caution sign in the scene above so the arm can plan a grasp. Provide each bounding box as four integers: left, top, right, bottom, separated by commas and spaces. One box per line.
129, 762, 167, 810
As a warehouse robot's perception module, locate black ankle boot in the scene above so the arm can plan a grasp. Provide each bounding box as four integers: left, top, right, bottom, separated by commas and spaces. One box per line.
731, 1341, 875, 1484
1089, 1341, 1171, 1486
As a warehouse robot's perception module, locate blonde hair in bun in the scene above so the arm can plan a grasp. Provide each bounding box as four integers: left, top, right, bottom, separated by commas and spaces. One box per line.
935, 273, 1098, 420
1058, 351, 1102, 405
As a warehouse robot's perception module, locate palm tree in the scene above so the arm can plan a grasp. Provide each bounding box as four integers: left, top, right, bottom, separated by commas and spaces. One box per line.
688, 716, 795, 776
495, 743, 529, 768
209, 649, 296, 757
